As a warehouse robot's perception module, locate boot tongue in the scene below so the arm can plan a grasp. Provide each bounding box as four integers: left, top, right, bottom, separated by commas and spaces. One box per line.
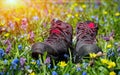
88, 22, 95, 28
51, 29, 61, 35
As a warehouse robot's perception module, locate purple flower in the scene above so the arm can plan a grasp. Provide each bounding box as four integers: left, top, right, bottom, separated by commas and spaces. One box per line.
0, 48, 5, 59
4, 39, 11, 45
32, 16, 39, 20
82, 71, 87, 75
18, 45, 22, 50
103, 36, 110, 41
52, 71, 58, 75
109, 31, 114, 37
45, 57, 51, 64
21, 18, 28, 30
4, 39, 12, 54
8, 21, 15, 30
20, 57, 26, 67
29, 31, 34, 40
6, 44, 11, 54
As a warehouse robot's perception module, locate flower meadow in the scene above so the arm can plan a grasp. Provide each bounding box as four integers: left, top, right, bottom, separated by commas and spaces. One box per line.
0, 0, 120, 75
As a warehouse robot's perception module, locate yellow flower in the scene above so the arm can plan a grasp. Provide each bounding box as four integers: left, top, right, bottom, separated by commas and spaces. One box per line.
89, 53, 97, 58
75, 13, 79, 17
14, 17, 20, 22
67, 14, 72, 18
70, 3, 78, 10
27, 34, 30, 39
48, 9, 52, 13
107, 61, 116, 68
115, 12, 120, 16
109, 71, 116, 75
82, 4, 86, 9
103, 11, 108, 15
29, 72, 35, 75
107, 44, 112, 48
101, 59, 109, 64
0, 22, 5, 26
4, 33, 10, 37
31, 61, 36, 65
73, 3, 78, 7
59, 61, 67, 67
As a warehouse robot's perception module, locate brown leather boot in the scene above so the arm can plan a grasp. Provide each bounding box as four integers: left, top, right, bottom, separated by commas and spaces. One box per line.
31, 19, 73, 61
74, 21, 102, 63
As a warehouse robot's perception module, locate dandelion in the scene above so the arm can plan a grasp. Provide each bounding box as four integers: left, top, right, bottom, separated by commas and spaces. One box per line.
4, 33, 10, 37
59, 61, 67, 67
107, 61, 116, 68
109, 71, 116, 75
115, 12, 120, 16
103, 11, 108, 15
52, 71, 58, 75
75, 13, 79, 17
82, 4, 86, 9
101, 59, 108, 64
67, 14, 72, 18
89, 53, 97, 58
13, 17, 20, 22
29, 72, 35, 75
18, 45, 22, 50
107, 44, 112, 48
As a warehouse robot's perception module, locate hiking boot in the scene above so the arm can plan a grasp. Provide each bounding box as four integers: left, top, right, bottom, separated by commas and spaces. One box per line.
31, 19, 73, 61
74, 21, 102, 63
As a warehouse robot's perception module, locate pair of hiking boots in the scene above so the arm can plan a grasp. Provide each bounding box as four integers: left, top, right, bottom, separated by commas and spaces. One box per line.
31, 19, 102, 63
